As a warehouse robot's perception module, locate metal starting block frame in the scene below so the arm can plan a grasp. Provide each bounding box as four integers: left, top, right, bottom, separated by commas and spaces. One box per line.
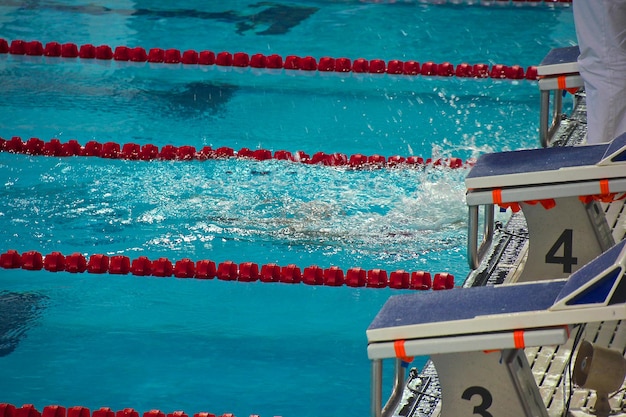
367, 239, 626, 417
466, 133, 626, 281
537, 46, 583, 147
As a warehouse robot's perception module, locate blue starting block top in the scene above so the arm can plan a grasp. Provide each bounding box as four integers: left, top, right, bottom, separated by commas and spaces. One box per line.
367, 239, 626, 344
537, 45, 580, 76
552, 237, 626, 308
465, 132, 626, 190
368, 280, 563, 334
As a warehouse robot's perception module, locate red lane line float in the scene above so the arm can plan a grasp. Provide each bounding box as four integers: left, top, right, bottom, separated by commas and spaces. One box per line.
0, 37, 539, 81
0, 404, 236, 417
366, 269, 388, 288
0, 249, 455, 291
260, 263, 280, 282
0, 136, 474, 170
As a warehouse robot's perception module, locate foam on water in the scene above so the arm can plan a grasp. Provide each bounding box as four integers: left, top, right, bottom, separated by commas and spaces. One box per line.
0, 153, 469, 273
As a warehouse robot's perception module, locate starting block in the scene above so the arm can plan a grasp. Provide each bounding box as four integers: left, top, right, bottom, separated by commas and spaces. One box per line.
537, 46, 583, 147
465, 133, 626, 281
367, 238, 626, 417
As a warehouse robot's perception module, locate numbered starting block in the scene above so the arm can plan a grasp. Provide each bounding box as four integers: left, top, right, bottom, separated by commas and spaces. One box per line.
537, 45, 583, 147
367, 238, 626, 417
466, 132, 626, 281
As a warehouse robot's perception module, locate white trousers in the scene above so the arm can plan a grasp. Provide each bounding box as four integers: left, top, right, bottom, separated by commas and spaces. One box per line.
573, 0, 626, 144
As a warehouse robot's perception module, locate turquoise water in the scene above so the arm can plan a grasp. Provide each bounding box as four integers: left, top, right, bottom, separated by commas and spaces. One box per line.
0, 1, 576, 417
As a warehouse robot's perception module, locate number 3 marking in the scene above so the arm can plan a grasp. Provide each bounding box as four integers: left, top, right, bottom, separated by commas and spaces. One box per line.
461, 386, 493, 417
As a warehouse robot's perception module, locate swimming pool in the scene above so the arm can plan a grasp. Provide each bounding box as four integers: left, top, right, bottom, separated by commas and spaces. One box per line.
0, 1, 576, 417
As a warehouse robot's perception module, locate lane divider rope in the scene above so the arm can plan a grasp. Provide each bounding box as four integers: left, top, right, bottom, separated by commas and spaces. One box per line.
1, 403, 235, 417
0, 136, 473, 169
0, 37, 539, 81
0, 249, 456, 291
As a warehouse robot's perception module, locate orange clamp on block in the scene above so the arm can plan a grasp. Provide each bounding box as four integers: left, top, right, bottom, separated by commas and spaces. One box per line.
500, 202, 521, 213
491, 188, 503, 205
393, 340, 414, 363
513, 329, 525, 349
600, 179, 610, 195
556, 75, 580, 94
539, 199, 556, 210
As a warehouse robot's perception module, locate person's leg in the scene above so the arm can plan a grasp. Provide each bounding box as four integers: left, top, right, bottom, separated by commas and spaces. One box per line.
574, 0, 626, 144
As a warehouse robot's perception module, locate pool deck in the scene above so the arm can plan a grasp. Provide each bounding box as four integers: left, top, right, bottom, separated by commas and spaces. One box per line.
395, 93, 626, 417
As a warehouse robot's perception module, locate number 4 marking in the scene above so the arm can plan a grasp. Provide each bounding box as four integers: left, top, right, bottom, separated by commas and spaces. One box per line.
545, 229, 578, 273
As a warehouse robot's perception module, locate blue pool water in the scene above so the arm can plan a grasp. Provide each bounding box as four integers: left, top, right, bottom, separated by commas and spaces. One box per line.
0, 1, 576, 417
